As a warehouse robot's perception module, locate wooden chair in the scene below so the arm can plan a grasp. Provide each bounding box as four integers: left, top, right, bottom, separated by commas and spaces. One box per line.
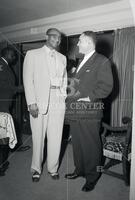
102, 117, 132, 185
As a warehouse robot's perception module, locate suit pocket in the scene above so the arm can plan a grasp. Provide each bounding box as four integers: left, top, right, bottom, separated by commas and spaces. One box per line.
86, 70, 90, 72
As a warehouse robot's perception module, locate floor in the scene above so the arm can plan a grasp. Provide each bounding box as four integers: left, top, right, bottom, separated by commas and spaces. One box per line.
0, 133, 130, 200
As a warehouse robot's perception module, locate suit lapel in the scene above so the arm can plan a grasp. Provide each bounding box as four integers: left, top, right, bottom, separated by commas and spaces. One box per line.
55, 52, 60, 75
42, 45, 64, 77
41, 46, 50, 75
75, 52, 97, 78
55, 52, 64, 77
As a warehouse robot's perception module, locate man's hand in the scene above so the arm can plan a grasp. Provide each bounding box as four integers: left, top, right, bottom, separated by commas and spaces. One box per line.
67, 77, 80, 97
77, 97, 90, 102
28, 103, 39, 118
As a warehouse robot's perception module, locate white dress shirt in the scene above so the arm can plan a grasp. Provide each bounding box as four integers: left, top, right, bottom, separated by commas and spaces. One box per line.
1, 57, 8, 65
45, 46, 60, 86
76, 50, 95, 73
76, 50, 95, 102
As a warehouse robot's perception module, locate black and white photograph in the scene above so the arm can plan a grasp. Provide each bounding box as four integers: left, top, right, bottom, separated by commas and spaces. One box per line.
0, 0, 135, 200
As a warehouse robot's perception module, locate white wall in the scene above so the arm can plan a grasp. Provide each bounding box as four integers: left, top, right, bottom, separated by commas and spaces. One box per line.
0, 0, 134, 43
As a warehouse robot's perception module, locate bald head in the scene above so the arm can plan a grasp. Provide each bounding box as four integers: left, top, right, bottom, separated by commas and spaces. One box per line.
77, 31, 96, 55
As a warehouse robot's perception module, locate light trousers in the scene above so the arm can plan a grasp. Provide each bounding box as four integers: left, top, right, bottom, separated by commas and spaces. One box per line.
30, 89, 65, 174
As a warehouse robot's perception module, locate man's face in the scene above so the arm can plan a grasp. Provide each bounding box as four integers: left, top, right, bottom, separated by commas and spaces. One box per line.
46, 29, 61, 49
77, 34, 91, 54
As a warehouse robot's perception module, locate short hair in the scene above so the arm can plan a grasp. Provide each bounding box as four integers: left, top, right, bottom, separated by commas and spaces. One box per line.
82, 31, 97, 44
46, 28, 61, 35
1, 46, 17, 58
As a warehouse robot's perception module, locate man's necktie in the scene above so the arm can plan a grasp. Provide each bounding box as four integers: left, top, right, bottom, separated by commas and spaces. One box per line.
49, 50, 57, 78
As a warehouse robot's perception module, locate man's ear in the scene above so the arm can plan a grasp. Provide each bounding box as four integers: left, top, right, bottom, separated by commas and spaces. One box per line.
45, 34, 48, 40
57, 40, 61, 46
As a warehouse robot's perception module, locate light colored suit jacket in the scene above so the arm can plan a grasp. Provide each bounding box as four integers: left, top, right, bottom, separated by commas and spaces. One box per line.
23, 45, 67, 114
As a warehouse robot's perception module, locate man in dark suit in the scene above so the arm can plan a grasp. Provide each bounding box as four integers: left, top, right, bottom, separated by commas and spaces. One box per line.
0, 47, 17, 112
0, 46, 18, 176
65, 31, 113, 192
0, 47, 29, 176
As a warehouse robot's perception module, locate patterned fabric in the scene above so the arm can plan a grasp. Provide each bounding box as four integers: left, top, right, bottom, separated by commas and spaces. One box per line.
103, 135, 129, 161
0, 112, 17, 148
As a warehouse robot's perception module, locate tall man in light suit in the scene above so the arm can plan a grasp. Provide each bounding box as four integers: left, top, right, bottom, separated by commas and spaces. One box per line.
23, 28, 67, 182
65, 31, 113, 192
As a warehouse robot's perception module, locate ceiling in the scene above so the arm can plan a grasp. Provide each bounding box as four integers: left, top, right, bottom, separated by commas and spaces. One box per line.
0, 0, 120, 28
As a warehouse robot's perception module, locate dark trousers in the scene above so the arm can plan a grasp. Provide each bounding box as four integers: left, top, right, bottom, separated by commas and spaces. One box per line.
0, 144, 9, 170
70, 119, 102, 184
0, 104, 10, 171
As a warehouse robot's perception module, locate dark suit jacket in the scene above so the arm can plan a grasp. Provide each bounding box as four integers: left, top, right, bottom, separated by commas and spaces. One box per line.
0, 58, 16, 112
66, 52, 113, 120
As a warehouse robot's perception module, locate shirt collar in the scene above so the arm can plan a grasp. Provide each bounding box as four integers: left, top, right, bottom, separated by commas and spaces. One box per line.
84, 50, 95, 60
1, 57, 8, 65
44, 45, 56, 55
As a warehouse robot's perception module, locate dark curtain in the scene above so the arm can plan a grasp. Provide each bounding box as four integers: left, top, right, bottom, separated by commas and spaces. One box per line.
111, 27, 135, 126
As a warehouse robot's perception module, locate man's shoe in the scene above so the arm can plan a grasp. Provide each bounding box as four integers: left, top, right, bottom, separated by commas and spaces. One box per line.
82, 182, 95, 192
49, 172, 59, 180
32, 171, 40, 182
65, 172, 79, 179
17, 145, 31, 152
